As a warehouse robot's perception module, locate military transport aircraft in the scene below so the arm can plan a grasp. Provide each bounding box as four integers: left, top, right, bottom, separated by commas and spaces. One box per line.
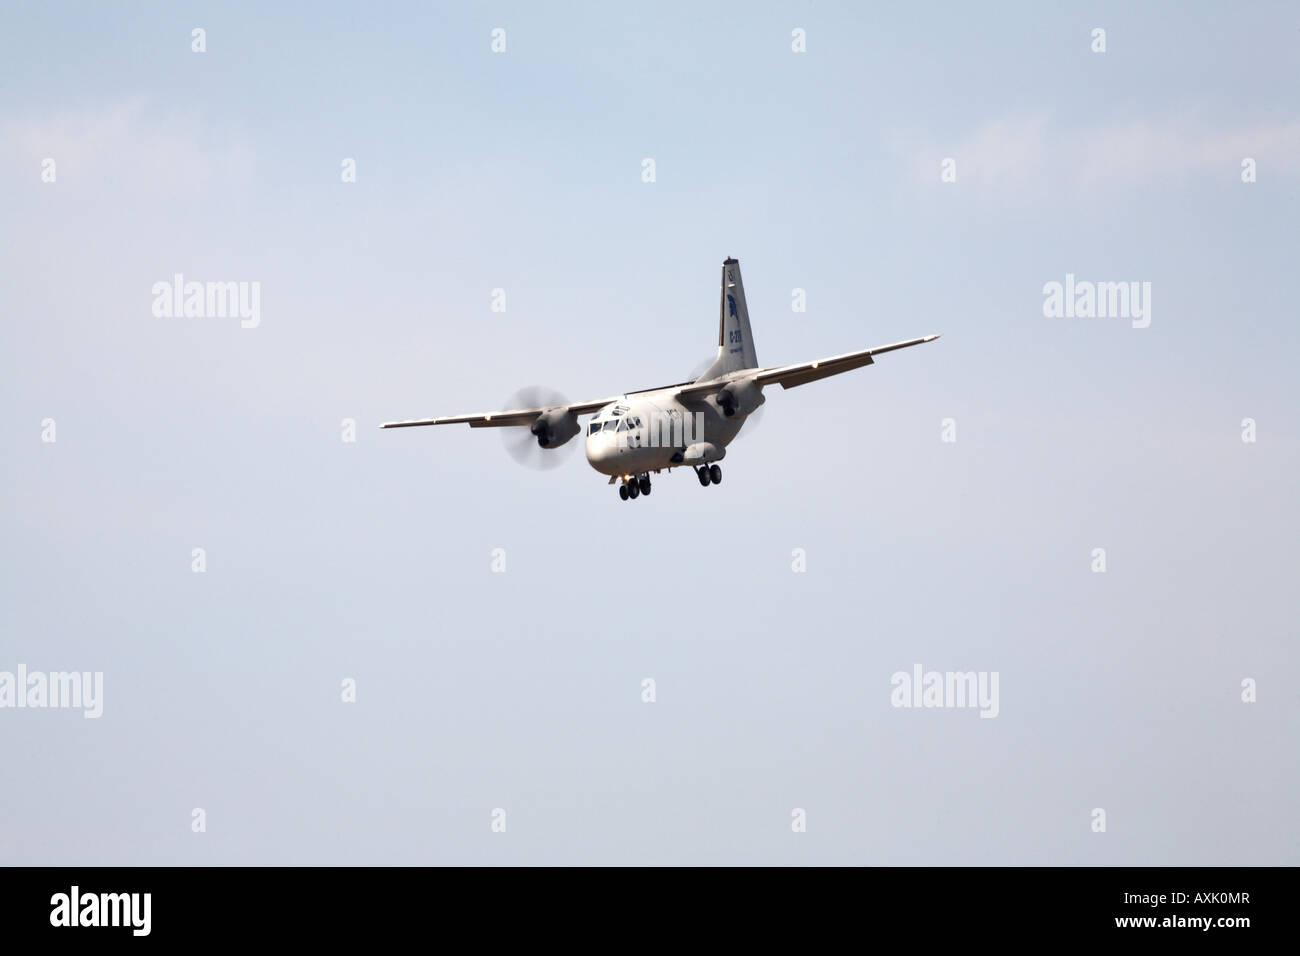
382, 258, 939, 501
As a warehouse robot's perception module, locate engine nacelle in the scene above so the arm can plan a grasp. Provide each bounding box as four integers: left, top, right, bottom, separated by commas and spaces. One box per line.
675, 441, 725, 465
715, 378, 765, 418
530, 408, 579, 448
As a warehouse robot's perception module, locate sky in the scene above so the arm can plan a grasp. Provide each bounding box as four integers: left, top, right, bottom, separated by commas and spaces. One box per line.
1, 1, 1296, 865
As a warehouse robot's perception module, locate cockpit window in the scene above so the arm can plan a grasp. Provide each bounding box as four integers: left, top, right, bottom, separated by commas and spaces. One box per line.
617, 419, 628, 431
602, 419, 617, 431
588, 422, 600, 436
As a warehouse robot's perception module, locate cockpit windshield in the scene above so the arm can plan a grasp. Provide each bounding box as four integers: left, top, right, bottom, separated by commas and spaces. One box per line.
590, 405, 634, 437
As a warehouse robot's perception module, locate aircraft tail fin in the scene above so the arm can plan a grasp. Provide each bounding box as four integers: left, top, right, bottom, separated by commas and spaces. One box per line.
697, 257, 759, 381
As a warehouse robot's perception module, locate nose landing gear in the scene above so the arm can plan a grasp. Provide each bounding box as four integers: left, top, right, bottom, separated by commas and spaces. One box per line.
618, 474, 651, 501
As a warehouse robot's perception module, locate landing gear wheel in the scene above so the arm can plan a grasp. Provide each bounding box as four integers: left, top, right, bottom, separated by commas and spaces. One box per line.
638, 476, 651, 496
697, 466, 711, 487
628, 481, 640, 499
619, 484, 629, 501
709, 464, 722, 485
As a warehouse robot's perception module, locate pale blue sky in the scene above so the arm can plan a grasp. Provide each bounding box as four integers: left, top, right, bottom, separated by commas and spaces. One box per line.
1, 1, 1296, 864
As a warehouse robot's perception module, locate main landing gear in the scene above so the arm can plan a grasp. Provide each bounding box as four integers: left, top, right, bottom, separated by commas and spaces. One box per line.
618, 474, 652, 501
696, 464, 722, 487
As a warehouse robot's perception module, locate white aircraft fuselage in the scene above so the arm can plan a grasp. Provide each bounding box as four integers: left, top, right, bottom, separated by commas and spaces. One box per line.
583, 381, 747, 478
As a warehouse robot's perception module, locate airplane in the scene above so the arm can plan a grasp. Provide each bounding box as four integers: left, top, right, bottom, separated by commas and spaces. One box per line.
381, 257, 939, 501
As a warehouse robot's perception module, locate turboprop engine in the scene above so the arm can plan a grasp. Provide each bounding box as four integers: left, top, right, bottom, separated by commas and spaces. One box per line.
715, 378, 765, 418
530, 407, 580, 448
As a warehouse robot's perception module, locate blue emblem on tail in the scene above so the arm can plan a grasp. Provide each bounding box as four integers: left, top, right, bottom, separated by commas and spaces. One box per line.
727, 294, 737, 318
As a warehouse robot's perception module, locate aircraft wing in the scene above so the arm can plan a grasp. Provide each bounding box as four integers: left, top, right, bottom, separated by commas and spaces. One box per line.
380, 380, 695, 429
380, 397, 615, 429
752, 335, 939, 390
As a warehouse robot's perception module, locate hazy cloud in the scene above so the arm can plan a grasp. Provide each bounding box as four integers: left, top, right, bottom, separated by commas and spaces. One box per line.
2, 97, 253, 194
887, 114, 1300, 190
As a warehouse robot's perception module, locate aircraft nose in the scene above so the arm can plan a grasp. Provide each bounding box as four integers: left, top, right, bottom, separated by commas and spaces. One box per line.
586, 433, 616, 470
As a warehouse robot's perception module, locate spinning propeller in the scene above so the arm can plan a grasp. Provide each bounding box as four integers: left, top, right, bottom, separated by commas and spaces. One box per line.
499, 386, 575, 471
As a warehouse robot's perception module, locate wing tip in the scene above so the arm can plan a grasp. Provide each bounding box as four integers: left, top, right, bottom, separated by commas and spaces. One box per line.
380, 419, 437, 428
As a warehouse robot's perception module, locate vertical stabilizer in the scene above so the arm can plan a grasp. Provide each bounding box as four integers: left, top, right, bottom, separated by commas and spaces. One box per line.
697, 257, 759, 381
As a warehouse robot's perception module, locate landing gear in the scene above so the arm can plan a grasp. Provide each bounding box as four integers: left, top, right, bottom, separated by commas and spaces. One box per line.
618, 474, 651, 501
696, 464, 722, 487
